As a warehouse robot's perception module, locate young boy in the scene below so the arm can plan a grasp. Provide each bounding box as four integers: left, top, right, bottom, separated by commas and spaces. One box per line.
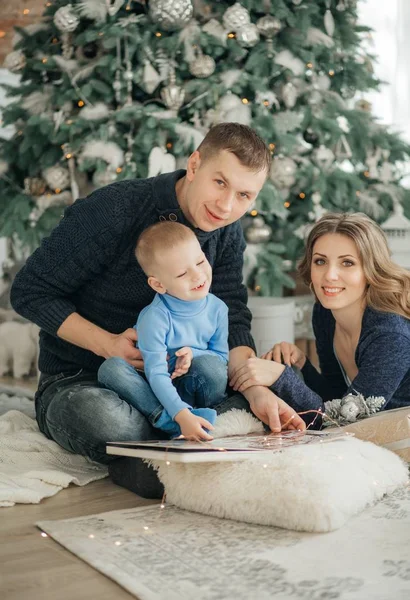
98, 222, 229, 441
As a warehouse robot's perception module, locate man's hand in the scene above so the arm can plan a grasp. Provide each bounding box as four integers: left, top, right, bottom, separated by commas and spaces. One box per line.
175, 408, 214, 441
171, 347, 193, 380
106, 328, 144, 370
245, 386, 306, 433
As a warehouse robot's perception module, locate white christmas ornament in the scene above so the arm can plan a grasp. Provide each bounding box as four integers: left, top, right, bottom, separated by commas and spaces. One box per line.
236, 23, 260, 48
245, 217, 272, 244
337, 115, 350, 133
42, 166, 71, 191
256, 15, 282, 38
314, 145, 335, 171
223, 3, 251, 31
378, 150, 394, 184
149, 0, 194, 31
324, 5, 335, 37
53, 5, 80, 32
270, 156, 297, 190
366, 147, 382, 179
22, 90, 53, 115
189, 53, 215, 78
281, 81, 298, 109
148, 147, 176, 178
142, 60, 161, 93
3, 50, 26, 72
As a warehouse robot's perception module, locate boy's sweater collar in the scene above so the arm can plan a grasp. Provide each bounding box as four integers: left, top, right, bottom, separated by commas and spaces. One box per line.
151, 170, 219, 245
160, 293, 207, 316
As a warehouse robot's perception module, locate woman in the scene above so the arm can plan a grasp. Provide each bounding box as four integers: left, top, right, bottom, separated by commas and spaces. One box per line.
230, 212, 410, 423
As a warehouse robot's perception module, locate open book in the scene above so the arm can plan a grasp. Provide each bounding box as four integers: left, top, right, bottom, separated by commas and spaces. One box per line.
106, 429, 352, 463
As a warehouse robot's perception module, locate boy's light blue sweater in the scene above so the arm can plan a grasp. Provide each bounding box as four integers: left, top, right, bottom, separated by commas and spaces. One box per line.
135, 293, 229, 419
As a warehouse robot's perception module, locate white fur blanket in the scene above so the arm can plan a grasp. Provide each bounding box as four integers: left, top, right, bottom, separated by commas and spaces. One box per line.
0, 408, 107, 507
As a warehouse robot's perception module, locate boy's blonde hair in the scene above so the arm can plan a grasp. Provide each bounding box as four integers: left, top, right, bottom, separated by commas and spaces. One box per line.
136, 221, 197, 275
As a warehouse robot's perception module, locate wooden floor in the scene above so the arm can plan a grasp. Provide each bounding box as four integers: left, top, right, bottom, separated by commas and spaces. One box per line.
1, 375, 159, 599
1, 478, 158, 600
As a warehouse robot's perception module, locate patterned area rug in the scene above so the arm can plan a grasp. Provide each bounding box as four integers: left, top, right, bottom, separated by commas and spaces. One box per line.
38, 486, 410, 600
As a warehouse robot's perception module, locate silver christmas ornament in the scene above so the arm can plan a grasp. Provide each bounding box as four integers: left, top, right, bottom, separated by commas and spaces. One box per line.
281, 81, 298, 109
313, 145, 335, 171
3, 50, 26, 72
222, 2, 251, 31
270, 155, 297, 189
189, 54, 216, 78
42, 165, 71, 191
236, 23, 260, 48
245, 217, 272, 244
53, 5, 80, 33
256, 15, 282, 55
24, 177, 47, 196
160, 67, 185, 113
256, 15, 282, 38
149, 0, 194, 31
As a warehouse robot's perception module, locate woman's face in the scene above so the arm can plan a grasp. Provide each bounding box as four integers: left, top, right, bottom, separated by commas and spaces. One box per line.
310, 233, 367, 312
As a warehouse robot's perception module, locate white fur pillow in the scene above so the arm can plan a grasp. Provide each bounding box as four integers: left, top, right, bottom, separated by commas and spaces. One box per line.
152, 410, 408, 533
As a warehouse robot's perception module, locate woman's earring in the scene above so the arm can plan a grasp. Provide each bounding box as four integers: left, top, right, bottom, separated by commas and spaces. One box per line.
309, 281, 314, 294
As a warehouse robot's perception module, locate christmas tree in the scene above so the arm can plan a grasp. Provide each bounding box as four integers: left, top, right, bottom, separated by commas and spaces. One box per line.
1, 0, 410, 295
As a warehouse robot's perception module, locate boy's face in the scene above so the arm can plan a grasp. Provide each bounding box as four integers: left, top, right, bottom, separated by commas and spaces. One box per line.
148, 236, 212, 301
181, 149, 267, 232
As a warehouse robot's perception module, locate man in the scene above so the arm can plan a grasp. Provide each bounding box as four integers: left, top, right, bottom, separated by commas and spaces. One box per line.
11, 123, 305, 472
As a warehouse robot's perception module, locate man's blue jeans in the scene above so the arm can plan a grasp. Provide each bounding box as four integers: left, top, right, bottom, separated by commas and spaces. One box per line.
97, 355, 228, 426
35, 366, 250, 464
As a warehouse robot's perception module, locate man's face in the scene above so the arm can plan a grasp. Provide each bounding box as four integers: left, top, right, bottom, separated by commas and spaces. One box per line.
181, 150, 267, 232
148, 236, 212, 302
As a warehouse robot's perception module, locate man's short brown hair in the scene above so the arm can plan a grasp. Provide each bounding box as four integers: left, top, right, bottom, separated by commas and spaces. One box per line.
136, 221, 196, 275
197, 123, 271, 174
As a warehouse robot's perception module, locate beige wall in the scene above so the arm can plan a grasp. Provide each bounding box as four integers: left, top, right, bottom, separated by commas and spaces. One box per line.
0, 0, 44, 63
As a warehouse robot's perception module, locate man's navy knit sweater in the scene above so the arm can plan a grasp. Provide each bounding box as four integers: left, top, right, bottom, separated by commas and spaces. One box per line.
11, 170, 255, 375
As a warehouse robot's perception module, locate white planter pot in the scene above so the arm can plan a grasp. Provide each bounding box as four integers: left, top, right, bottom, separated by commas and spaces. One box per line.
248, 297, 295, 356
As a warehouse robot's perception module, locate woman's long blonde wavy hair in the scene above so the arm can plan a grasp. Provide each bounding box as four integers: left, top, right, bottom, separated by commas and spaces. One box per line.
298, 212, 410, 320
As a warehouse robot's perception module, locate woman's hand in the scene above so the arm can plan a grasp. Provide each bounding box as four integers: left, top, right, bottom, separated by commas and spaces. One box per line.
262, 342, 306, 370
229, 357, 285, 393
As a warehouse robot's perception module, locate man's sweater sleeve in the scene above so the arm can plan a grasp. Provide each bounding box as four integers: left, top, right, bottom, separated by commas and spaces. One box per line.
137, 308, 191, 420
10, 189, 125, 335
210, 223, 256, 352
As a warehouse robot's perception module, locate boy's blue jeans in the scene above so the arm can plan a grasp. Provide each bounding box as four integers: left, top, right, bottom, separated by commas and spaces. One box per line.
35, 361, 250, 464
97, 354, 228, 426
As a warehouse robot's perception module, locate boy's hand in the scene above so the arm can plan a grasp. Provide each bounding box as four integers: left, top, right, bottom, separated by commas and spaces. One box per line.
171, 347, 193, 379
174, 408, 214, 441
